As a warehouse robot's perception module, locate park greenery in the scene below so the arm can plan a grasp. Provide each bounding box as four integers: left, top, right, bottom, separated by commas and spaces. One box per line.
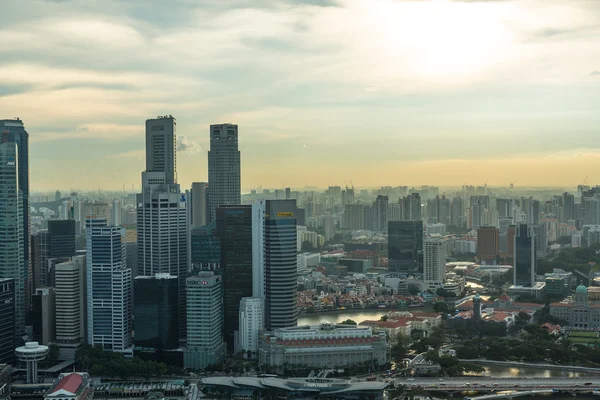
537, 243, 600, 276
75, 345, 168, 380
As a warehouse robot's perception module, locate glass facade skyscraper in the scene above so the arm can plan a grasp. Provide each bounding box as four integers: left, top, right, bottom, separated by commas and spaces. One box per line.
86, 218, 132, 353
190, 222, 221, 271
48, 219, 76, 259
252, 200, 298, 331
216, 205, 252, 351
0, 278, 15, 365
514, 223, 536, 287
0, 140, 25, 335
134, 274, 179, 351
387, 220, 423, 276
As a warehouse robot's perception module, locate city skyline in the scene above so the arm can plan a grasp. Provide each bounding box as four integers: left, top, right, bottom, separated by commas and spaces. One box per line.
1, 0, 600, 190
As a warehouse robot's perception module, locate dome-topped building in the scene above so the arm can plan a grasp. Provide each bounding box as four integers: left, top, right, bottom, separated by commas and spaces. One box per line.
575, 284, 588, 304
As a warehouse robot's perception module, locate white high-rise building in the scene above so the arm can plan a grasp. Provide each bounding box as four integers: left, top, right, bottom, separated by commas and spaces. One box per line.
184, 272, 226, 370
0, 141, 25, 335
238, 297, 264, 355
86, 218, 132, 355
138, 116, 188, 341
424, 237, 446, 290
191, 182, 208, 228
54, 255, 86, 360
111, 200, 121, 226
145, 116, 176, 185
207, 124, 240, 223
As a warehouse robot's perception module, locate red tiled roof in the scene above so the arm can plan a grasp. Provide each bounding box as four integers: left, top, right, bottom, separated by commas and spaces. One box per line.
497, 294, 512, 301
50, 373, 83, 395
360, 320, 410, 328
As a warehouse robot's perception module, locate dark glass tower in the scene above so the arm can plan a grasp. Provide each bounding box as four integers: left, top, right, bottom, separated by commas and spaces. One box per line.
388, 220, 423, 276
0, 119, 30, 310
48, 220, 76, 259
191, 221, 221, 272
134, 274, 179, 350
513, 223, 536, 286
216, 205, 252, 351
0, 278, 15, 364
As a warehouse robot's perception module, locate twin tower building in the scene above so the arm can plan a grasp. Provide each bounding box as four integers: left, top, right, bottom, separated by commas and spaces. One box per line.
132, 116, 297, 368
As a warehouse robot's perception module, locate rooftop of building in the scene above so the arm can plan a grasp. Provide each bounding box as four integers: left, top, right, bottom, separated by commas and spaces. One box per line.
47, 373, 85, 397
201, 376, 387, 393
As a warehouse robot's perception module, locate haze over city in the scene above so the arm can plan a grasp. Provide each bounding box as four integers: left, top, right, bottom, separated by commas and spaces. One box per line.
2, 0, 600, 190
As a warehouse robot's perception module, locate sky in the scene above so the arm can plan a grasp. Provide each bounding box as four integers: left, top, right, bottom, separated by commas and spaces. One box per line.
1, 0, 600, 192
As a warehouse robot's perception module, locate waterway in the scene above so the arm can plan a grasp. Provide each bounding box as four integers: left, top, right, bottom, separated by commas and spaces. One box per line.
298, 309, 431, 325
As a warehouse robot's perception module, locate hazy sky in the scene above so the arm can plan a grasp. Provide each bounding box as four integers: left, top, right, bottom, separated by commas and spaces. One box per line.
2, 0, 600, 191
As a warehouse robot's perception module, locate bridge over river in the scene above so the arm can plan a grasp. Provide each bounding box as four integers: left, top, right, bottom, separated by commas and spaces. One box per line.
396, 377, 600, 392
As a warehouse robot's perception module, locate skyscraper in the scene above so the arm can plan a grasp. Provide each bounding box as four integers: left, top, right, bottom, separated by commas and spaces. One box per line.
424, 237, 446, 290
54, 255, 86, 360
48, 219, 76, 259
191, 182, 208, 228
513, 224, 536, 287
111, 200, 121, 226
0, 278, 15, 365
138, 116, 188, 341
216, 205, 253, 351
86, 218, 132, 354
0, 139, 25, 335
184, 272, 226, 370
31, 287, 55, 345
476, 226, 499, 263
134, 274, 179, 351
372, 195, 389, 231
207, 124, 241, 222
31, 231, 50, 291
145, 116, 176, 184
402, 193, 422, 221
388, 220, 423, 276
562, 192, 575, 223
0, 119, 30, 314
252, 200, 298, 330
238, 297, 264, 355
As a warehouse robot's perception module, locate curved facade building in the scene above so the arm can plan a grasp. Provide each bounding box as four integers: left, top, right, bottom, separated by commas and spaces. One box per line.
253, 200, 298, 330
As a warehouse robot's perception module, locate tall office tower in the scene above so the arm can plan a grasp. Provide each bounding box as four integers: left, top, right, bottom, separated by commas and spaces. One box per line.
424, 238, 446, 290
0, 279, 15, 365
54, 255, 86, 360
387, 220, 423, 276
450, 196, 465, 227
528, 200, 540, 225
507, 225, 517, 258
134, 274, 179, 351
238, 297, 264, 355
498, 216, 514, 254
563, 192, 575, 223
513, 224, 536, 287
31, 287, 55, 345
0, 140, 25, 336
138, 116, 188, 341
216, 206, 253, 351
476, 226, 499, 263
496, 198, 512, 218
207, 124, 241, 222
184, 272, 226, 370
534, 223, 548, 259
86, 218, 132, 354
191, 223, 221, 271
31, 231, 50, 290
111, 200, 121, 226
252, 200, 298, 330
583, 197, 600, 225
402, 193, 422, 221
343, 204, 365, 230
0, 119, 30, 312
372, 195, 389, 231
48, 220, 76, 259
145, 116, 177, 184
285, 188, 291, 200
191, 182, 208, 228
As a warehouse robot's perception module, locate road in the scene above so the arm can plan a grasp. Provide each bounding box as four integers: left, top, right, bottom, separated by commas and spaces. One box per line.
393, 377, 600, 391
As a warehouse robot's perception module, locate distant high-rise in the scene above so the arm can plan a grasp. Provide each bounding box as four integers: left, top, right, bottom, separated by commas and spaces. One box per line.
513, 224, 536, 287
48, 220, 76, 259
252, 200, 298, 330
145, 116, 177, 184
54, 255, 86, 360
111, 200, 121, 226
562, 192, 575, 223
402, 193, 422, 221
343, 204, 366, 230
0, 278, 15, 365
207, 124, 241, 222
0, 140, 25, 335
373, 195, 389, 231
134, 274, 179, 351
184, 272, 226, 370
31, 231, 49, 290
424, 238, 446, 290
86, 218, 132, 354
0, 119, 30, 315
450, 196, 465, 227
476, 226, 499, 263
496, 198, 512, 218
138, 116, 188, 341
216, 206, 253, 351
191, 182, 208, 228
388, 220, 423, 276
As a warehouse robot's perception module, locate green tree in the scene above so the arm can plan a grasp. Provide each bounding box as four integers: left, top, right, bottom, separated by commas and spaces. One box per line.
380, 315, 389, 322
48, 343, 60, 364
341, 319, 357, 325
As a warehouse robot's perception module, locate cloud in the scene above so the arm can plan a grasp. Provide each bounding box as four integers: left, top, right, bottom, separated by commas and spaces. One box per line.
177, 135, 202, 154
107, 149, 145, 159
591, 71, 600, 76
